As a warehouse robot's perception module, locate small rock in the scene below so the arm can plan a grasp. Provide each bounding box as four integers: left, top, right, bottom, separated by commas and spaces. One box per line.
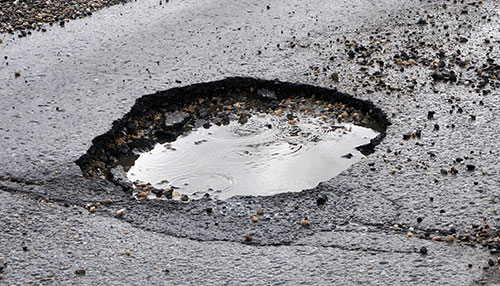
137, 192, 148, 198
75, 268, 86, 275
432, 236, 441, 242
466, 164, 476, 171
244, 234, 253, 241
0, 37, 3, 44
251, 216, 258, 223
206, 207, 213, 214
420, 246, 428, 254
488, 259, 495, 267
104, 198, 113, 204
417, 18, 427, 25
151, 188, 163, 197
89, 206, 96, 213
14, 71, 21, 77
445, 235, 455, 243
164, 111, 190, 128
407, 232, 413, 238
180, 194, 189, 201
256, 208, 264, 215
316, 193, 328, 206
125, 250, 131, 256
330, 72, 339, 82
301, 219, 311, 227
342, 153, 354, 159
116, 209, 125, 216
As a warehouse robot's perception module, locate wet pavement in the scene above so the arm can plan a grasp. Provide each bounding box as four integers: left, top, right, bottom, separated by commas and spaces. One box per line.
1, 0, 500, 284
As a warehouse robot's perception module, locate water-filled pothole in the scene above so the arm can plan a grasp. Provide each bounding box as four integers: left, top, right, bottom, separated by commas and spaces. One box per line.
76, 77, 389, 201
128, 108, 378, 200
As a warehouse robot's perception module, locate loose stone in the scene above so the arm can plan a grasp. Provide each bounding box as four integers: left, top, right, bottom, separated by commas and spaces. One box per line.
256, 208, 264, 215
420, 246, 428, 254
137, 192, 148, 198
301, 219, 311, 226
89, 206, 96, 213
432, 236, 441, 242
244, 234, 253, 241
316, 193, 328, 206
445, 235, 455, 243
251, 216, 258, 222
75, 268, 86, 275
125, 250, 131, 256
116, 209, 125, 216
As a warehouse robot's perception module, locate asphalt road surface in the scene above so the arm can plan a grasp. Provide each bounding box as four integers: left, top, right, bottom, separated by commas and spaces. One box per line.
1, 0, 500, 284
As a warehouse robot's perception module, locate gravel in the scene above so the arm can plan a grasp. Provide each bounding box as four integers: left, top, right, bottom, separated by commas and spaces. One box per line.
0, 0, 131, 36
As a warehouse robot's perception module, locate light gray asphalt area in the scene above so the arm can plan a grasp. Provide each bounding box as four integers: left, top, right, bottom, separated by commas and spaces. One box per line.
0, 191, 489, 285
1, 0, 500, 284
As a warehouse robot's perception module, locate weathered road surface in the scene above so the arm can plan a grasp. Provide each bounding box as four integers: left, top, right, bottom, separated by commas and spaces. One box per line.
1, 0, 500, 284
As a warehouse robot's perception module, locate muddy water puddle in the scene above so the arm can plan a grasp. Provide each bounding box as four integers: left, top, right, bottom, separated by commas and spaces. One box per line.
127, 111, 379, 200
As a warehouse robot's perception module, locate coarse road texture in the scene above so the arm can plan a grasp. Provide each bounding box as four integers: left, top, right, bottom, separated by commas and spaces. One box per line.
1, 0, 500, 284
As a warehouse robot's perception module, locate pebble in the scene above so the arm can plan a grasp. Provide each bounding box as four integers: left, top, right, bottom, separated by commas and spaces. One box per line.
14, 71, 21, 78
206, 207, 213, 214
407, 232, 413, 238
104, 198, 113, 204
116, 209, 125, 216
316, 193, 328, 206
466, 164, 476, 171
244, 234, 253, 241
450, 167, 458, 174
488, 259, 495, 267
251, 216, 258, 222
256, 208, 264, 215
137, 192, 148, 198
89, 206, 96, 213
445, 235, 455, 243
301, 219, 311, 226
0, 258, 6, 272
0, 37, 3, 44
432, 236, 442, 242
75, 268, 86, 275
420, 246, 428, 254
125, 250, 131, 256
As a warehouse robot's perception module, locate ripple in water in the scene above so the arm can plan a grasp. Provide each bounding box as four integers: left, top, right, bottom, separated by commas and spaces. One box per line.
127, 113, 379, 200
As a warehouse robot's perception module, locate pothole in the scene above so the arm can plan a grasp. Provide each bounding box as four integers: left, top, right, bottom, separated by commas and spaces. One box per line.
76, 77, 389, 201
